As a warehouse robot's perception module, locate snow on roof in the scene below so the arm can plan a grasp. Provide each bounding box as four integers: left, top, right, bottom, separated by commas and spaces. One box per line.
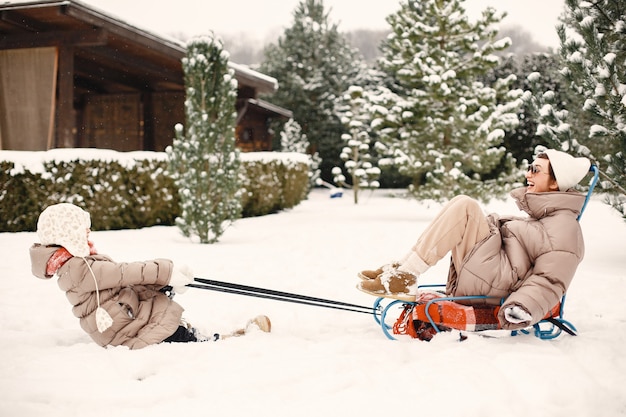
229, 62, 279, 92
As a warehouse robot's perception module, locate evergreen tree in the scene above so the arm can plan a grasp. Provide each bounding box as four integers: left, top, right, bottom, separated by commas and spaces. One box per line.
525, 70, 577, 151
556, 0, 626, 218
166, 34, 242, 243
258, 0, 363, 182
372, 0, 525, 202
280, 118, 321, 187
485, 53, 584, 165
332, 86, 381, 204
280, 119, 308, 154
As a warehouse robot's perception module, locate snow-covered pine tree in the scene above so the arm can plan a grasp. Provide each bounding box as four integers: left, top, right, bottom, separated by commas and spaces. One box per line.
259, 0, 363, 182
333, 86, 380, 204
166, 34, 242, 243
280, 118, 321, 187
372, 0, 526, 202
556, 0, 626, 219
483, 53, 583, 165
525, 71, 574, 150
280, 119, 308, 154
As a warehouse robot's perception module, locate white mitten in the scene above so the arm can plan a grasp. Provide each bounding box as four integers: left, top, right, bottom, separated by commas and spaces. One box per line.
169, 265, 194, 294
95, 307, 113, 333
504, 305, 532, 324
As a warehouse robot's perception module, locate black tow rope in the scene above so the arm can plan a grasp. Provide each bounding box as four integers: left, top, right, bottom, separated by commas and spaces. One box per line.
544, 318, 577, 336
188, 277, 377, 315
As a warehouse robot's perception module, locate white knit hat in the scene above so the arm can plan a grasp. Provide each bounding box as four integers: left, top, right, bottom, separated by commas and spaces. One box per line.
37, 203, 91, 257
544, 149, 591, 191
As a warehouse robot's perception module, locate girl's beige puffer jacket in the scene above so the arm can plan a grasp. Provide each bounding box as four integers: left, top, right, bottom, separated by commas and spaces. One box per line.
447, 187, 586, 330
30, 245, 183, 349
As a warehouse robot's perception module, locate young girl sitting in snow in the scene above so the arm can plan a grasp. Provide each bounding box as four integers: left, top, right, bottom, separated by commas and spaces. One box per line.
29, 203, 270, 349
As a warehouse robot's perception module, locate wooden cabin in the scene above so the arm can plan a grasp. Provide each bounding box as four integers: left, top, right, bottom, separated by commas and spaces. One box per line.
0, 0, 292, 153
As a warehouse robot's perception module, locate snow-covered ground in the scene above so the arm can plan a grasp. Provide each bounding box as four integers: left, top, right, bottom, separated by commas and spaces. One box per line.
1, 188, 625, 417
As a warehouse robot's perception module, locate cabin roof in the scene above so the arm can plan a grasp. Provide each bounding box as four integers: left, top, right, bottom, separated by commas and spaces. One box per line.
0, 0, 278, 94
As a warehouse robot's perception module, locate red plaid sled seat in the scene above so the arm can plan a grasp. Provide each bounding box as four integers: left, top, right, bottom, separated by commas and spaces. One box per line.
391, 291, 566, 341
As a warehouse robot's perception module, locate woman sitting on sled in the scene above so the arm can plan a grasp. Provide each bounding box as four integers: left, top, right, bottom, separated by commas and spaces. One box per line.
358, 148, 591, 332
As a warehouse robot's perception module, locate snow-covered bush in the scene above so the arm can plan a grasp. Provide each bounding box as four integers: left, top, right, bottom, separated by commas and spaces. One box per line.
239, 153, 310, 217
0, 155, 178, 232
0, 161, 44, 231
0, 150, 311, 232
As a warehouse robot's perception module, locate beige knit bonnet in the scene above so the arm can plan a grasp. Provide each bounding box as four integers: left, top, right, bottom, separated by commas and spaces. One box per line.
37, 203, 91, 257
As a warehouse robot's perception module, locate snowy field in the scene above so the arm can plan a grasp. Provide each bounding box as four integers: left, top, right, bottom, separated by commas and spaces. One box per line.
1, 188, 625, 417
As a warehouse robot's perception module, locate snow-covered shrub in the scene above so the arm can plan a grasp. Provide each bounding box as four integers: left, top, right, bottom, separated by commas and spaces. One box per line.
0, 150, 311, 232
0, 157, 179, 232
42, 158, 178, 230
0, 161, 43, 232
239, 153, 310, 217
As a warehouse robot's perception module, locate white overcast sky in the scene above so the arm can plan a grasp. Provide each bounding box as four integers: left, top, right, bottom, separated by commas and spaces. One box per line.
75, 0, 565, 48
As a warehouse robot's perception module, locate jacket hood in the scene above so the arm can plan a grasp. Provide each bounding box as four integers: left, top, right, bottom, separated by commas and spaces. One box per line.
510, 187, 585, 219
30, 244, 60, 279
37, 203, 91, 257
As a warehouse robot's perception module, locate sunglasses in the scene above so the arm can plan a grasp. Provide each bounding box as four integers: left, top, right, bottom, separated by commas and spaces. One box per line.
527, 164, 548, 175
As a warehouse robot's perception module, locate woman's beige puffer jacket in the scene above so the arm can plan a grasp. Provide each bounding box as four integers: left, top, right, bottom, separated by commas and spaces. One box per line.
30, 245, 183, 349
447, 187, 586, 330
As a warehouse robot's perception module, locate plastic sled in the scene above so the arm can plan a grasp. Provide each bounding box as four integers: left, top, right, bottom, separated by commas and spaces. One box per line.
373, 165, 599, 341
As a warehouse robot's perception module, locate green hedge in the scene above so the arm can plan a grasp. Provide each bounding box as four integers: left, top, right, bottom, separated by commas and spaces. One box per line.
239, 154, 310, 217
0, 151, 310, 232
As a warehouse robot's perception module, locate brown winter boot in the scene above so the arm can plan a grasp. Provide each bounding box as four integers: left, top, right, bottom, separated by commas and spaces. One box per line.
357, 262, 399, 280
357, 270, 417, 301
248, 315, 272, 333
222, 315, 272, 339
